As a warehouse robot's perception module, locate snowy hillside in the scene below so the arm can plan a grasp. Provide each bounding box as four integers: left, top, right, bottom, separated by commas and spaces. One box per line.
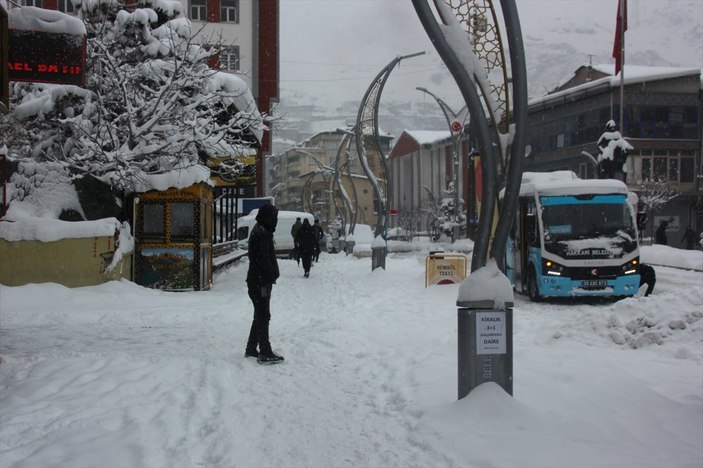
278, 0, 703, 124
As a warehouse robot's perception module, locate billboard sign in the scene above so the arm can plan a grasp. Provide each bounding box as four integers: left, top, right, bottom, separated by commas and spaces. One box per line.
7, 7, 86, 86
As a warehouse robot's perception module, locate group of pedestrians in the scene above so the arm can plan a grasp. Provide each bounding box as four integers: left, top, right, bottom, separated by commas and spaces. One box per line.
655, 220, 699, 250
290, 217, 324, 278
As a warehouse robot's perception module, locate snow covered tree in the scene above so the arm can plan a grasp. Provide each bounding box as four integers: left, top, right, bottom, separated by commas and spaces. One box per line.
396, 209, 423, 242
422, 184, 466, 242
597, 119, 633, 181
635, 178, 678, 240
0, 0, 264, 196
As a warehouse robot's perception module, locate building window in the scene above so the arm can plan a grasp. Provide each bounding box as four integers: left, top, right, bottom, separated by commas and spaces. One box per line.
58, 0, 75, 13
219, 46, 240, 72
640, 154, 697, 184
629, 105, 698, 139
190, 0, 206, 21
680, 157, 694, 183
22, 0, 42, 6
221, 0, 239, 23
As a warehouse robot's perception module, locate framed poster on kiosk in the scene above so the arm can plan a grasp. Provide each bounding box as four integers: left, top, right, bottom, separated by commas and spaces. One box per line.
133, 184, 213, 291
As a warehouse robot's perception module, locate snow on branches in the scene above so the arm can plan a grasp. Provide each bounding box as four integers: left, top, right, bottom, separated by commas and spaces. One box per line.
0, 1, 264, 193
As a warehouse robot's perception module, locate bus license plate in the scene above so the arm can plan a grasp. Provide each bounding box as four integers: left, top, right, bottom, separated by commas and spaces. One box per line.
581, 279, 608, 287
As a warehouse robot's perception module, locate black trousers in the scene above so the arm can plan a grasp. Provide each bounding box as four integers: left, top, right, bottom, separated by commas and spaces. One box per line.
301, 250, 313, 273
639, 264, 656, 297
246, 282, 272, 354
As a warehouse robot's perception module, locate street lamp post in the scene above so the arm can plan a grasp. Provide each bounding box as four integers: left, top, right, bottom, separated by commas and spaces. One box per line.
416, 86, 469, 240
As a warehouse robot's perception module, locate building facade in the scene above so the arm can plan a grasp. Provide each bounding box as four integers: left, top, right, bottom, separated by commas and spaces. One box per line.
388, 130, 473, 231
268, 129, 393, 230
524, 65, 702, 247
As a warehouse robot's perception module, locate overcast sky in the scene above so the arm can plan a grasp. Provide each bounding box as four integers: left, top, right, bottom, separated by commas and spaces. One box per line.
278, 0, 703, 111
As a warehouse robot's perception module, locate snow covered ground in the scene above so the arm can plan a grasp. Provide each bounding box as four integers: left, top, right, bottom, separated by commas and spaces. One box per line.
1, 245, 702, 468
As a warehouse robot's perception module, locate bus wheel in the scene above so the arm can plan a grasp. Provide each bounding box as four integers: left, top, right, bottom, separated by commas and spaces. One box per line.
527, 269, 542, 302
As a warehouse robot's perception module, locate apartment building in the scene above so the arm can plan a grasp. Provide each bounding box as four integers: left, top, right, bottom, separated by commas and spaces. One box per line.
269, 129, 393, 229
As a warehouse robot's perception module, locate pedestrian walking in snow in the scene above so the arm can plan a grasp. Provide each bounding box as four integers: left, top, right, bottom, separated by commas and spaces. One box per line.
290, 217, 302, 265
638, 264, 656, 297
312, 219, 324, 262
245, 204, 284, 364
680, 225, 696, 250
295, 218, 317, 278
655, 220, 668, 245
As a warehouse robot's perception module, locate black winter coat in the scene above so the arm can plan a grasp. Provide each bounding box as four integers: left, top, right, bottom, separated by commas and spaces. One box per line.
246, 208, 280, 286
296, 224, 318, 254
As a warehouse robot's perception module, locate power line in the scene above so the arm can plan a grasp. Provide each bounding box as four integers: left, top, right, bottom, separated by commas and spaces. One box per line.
281, 67, 448, 83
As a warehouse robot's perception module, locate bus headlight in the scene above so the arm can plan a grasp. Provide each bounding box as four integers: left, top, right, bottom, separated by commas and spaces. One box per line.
543, 259, 565, 276
622, 257, 639, 275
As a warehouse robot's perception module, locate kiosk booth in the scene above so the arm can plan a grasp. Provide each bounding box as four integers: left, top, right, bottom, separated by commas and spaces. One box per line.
133, 183, 213, 291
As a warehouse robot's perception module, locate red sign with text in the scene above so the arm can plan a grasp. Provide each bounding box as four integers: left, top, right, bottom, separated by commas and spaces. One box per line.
8, 29, 85, 86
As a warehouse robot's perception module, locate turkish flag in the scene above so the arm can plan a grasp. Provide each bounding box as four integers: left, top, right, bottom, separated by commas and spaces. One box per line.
612, 0, 627, 76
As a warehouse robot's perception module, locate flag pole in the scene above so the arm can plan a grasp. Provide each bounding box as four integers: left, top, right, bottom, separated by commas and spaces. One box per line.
618, 0, 625, 133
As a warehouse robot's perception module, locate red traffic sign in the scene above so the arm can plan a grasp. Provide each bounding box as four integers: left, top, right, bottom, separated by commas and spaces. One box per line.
451, 121, 462, 133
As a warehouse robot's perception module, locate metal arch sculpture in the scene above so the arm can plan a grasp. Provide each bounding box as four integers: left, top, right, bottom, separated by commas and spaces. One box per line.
412, 0, 527, 272
354, 52, 425, 244
331, 130, 359, 236
446, 0, 512, 177
447, 0, 510, 134
300, 153, 333, 218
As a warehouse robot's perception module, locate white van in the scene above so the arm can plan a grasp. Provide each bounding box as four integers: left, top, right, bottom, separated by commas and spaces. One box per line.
237, 209, 314, 255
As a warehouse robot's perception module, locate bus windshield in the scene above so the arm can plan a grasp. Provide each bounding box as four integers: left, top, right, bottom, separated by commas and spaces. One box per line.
540, 195, 637, 258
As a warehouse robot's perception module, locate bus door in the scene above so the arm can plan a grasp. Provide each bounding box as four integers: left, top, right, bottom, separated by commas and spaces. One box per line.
505, 204, 522, 287
519, 199, 539, 292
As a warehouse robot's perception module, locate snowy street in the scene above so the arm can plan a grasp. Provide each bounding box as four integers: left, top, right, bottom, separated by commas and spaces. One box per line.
1, 247, 702, 468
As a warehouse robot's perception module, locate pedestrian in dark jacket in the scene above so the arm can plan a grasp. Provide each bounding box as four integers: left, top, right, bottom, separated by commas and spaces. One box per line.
681, 225, 697, 250
312, 219, 324, 262
639, 264, 656, 297
290, 217, 302, 265
295, 219, 317, 278
655, 220, 668, 245
245, 204, 284, 364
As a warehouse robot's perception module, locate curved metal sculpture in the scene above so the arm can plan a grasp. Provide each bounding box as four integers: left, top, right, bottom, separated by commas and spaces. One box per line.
488, 0, 528, 268
354, 52, 425, 242
412, 0, 527, 271
412, 1, 498, 271
332, 130, 359, 236
416, 86, 469, 233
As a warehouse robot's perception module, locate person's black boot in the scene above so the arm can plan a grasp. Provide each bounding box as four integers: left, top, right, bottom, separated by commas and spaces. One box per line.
245, 321, 258, 357
257, 351, 284, 365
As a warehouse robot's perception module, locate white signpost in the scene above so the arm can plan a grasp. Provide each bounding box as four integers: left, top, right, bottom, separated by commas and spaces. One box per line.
476, 311, 506, 354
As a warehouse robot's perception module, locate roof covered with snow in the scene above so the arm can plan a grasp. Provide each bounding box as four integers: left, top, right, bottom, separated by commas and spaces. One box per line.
402, 130, 452, 145
513, 171, 630, 197
8, 6, 86, 35
531, 65, 701, 107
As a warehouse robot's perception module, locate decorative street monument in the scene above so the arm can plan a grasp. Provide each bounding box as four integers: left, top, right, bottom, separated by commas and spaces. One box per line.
412, 0, 528, 398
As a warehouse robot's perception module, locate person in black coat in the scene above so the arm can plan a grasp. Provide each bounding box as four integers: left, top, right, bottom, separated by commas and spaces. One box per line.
312, 219, 324, 262
681, 226, 697, 250
295, 219, 317, 278
655, 220, 668, 245
245, 204, 284, 364
639, 264, 656, 297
